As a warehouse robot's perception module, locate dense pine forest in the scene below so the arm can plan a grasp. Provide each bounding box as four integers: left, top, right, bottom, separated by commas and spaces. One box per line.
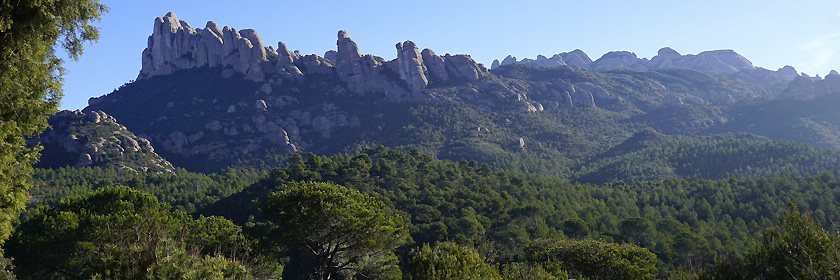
9, 148, 840, 279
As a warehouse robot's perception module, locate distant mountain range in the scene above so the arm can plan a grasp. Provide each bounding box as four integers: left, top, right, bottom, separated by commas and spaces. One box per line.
31, 12, 840, 182
493, 47, 799, 82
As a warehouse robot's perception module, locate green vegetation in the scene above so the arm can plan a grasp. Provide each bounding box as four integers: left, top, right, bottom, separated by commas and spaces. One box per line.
703, 203, 840, 280
0, 0, 106, 248
29, 166, 265, 213
408, 242, 502, 280
6, 147, 840, 278
260, 182, 408, 279
710, 93, 840, 149
198, 148, 840, 276
576, 130, 840, 183
7, 186, 281, 279
526, 238, 658, 280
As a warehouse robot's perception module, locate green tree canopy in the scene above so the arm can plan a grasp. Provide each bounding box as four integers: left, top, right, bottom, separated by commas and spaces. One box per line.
408, 241, 501, 280
6, 186, 273, 279
526, 238, 659, 280
619, 217, 655, 247
561, 218, 590, 239
260, 181, 408, 280
0, 0, 107, 245
742, 203, 840, 279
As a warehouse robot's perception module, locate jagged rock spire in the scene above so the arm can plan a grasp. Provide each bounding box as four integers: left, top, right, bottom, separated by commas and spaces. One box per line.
395, 40, 428, 92
139, 12, 271, 81
337, 30, 361, 63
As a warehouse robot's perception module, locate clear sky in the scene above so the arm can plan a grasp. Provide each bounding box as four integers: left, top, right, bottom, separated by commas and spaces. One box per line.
58, 0, 840, 110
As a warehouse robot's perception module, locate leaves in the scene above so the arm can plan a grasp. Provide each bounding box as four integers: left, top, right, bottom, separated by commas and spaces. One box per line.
260, 181, 408, 279
6, 186, 272, 279
408, 242, 501, 280
0, 0, 106, 246
742, 203, 840, 279
526, 238, 659, 280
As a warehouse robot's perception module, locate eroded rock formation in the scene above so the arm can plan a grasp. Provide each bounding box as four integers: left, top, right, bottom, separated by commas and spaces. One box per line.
140, 12, 270, 81
30, 110, 175, 173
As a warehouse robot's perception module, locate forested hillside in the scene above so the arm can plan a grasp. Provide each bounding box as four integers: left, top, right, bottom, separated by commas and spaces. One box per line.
575, 129, 840, 183
14, 148, 840, 279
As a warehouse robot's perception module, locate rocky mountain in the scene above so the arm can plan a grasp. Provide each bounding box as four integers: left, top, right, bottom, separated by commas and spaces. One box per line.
780, 70, 840, 100
30, 110, 174, 173
66, 12, 840, 175
494, 47, 754, 72
491, 47, 816, 89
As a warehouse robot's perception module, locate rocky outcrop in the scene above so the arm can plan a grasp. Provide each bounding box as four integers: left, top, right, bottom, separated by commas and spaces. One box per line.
501, 55, 517, 66
778, 65, 799, 81
323, 50, 338, 61
334, 30, 393, 95
421, 48, 450, 81
139, 12, 270, 81
336, 30, 362, 63
498, 49, 590, 69
138, 13, 491, 100
782, 71, 840, 100
516, 54, 566, 68
591, 51, 647, 72
30, 110, 175, 173
728, 67, 797, 86
443, 53, 486, 81
648, 47, 681, 68
395, 40, 428, 92
559, 49, 593, 69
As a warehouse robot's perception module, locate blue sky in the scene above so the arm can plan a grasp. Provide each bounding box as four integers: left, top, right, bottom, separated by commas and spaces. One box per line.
59, 0, 840, 110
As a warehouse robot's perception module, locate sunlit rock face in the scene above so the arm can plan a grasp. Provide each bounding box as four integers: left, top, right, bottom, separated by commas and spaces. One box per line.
139, 12, 270, 81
